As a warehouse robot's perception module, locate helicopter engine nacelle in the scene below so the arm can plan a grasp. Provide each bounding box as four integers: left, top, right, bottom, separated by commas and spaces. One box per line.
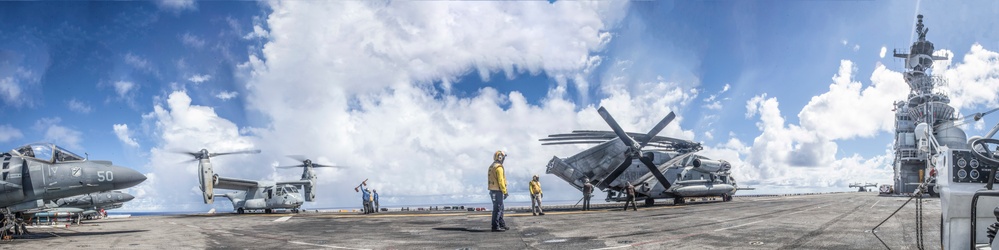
304, 181, 316, 202
199, 160, 215, 204
692, 159, 731, 173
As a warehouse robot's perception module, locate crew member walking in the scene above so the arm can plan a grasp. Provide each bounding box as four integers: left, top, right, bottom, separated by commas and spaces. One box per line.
488, 150, 509, 232
623, 182, 637, 211
582, 177, 593, 211
529, 175, 544, 216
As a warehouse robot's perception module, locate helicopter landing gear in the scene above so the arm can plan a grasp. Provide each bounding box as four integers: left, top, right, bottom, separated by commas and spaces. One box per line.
673, 197, 685, 205
237, 208, 245, 214
645, 198, 655, 207
722, 194, 733, 202
265, 209, 272, 214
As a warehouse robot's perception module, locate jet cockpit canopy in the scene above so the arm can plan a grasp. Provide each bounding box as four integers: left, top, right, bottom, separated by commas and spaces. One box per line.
13, 143, 85, 163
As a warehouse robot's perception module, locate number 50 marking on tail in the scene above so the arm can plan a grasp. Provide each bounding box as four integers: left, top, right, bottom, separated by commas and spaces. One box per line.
98, 171, 114, 182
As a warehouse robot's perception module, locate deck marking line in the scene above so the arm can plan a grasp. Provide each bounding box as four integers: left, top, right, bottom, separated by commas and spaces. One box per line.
714, 220, 764, 231
871, 200, 880, 209
274, 216, 293, 222
288, 240, 370, 250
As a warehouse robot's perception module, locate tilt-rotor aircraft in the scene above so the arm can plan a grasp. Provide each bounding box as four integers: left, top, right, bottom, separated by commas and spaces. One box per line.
542, 107, 744, 206
178, 149, 341, 214
0, 143, 146, 237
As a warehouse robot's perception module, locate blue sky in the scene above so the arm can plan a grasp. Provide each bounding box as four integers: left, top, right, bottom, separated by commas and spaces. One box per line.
2, 1, 999, 211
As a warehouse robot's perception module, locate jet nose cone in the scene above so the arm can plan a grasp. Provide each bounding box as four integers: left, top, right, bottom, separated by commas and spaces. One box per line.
111, 166, 147, 190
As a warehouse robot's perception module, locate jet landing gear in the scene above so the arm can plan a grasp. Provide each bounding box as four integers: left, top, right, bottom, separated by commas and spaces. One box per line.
0, 209, 28, 240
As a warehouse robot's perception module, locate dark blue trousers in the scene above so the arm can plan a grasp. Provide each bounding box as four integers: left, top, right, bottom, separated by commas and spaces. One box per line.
490, 190, 506, 229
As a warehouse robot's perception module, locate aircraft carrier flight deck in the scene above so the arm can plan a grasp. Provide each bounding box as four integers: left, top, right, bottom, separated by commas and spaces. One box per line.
0, 192, 941, 249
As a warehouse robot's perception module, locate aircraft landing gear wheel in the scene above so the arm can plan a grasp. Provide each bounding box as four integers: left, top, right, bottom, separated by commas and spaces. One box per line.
673, 197, 684, 205
237, 208, 245, 214
265, 209, 272, 214
292, 209, 299, 213
645, 198, 655, 207
722, 194, 732, 202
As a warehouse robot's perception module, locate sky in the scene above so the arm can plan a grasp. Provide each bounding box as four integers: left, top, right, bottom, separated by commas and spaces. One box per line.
3, 1, 999, 212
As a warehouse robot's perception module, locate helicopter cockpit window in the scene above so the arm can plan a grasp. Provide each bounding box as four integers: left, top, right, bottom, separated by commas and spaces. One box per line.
54, 146, 84, 162
283, 186, 295, 194
276, 187, 285, 196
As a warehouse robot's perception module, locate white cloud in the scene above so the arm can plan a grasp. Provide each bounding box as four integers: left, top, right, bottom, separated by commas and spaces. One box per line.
879, 46, 887, 58
0, 77, 24, 107
124, 53, 157, 76
0, 124, 23, 143
113, 124, 139, 147
33, 117, 83, 150
841, 39, 848, 45
721, 83, 730, 93
181, 33, 206, 49
67, 98, 92, 114
853, 44, 860, 52
188, 74, 211, 84
0, 67, 37, 108
215, 91, 238, 101
243, 25, 269, 40
155, 0, 196, 12
702, 84, 731, 110
798, 60, 909, 140
114, 80, 136, 98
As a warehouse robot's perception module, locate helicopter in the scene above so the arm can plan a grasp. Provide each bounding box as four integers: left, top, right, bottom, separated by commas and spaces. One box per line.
541, 107, 745, 206
177, 149, 341, 214
0, 143, 146, 235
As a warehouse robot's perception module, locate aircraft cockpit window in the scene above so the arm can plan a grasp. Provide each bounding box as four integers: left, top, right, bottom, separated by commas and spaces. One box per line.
276, 188, 285, 196
283, 186, 295, 194
54, 146, 84, 162
21, 144, 54, 162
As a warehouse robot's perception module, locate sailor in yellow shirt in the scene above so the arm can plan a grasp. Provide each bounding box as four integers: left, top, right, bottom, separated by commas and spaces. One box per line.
488, 150, 509, 232
529, 175, 545, 216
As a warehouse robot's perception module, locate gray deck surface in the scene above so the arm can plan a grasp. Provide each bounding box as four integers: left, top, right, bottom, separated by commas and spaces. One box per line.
0, 192, 942, 249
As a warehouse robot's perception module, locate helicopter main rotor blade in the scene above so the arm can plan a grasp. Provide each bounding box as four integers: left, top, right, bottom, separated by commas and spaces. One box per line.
275, 165, 306, 169
639, 112, 676, 148
597, 107, 640, 151
639, 155, 671, 191
598, 156, 634, 189
209, 149, 261, 158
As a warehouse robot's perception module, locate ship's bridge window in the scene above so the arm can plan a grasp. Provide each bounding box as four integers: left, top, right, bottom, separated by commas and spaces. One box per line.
54, 146, 84, 162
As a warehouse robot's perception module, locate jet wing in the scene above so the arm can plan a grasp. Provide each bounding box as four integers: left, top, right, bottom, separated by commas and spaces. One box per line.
214, 176, 260, 190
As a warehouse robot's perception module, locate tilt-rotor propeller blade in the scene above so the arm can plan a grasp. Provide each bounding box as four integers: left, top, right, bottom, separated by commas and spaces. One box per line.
275, 165, 306, 169
313, 163, 346, 169
598, 156, 634, 188
597, 107, 640, 151
639, 155, 671, 190
209, 149, 261, 157
287, 155, 309, 163
639, 112, 676, 148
